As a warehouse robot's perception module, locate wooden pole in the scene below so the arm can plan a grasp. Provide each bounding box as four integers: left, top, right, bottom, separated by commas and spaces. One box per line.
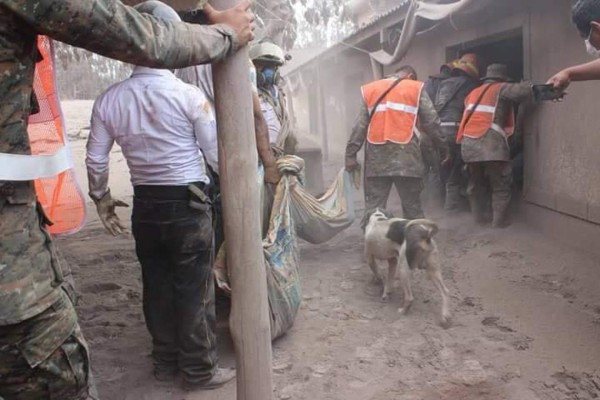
210, 2, 274, 399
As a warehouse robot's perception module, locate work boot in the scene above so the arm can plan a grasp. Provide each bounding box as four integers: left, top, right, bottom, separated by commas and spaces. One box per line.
444, 185, 464, 212
468, 196, 487, 225
154, 365, 178, 382
492, 201, 510, 228
183, 367, 236, 391
492, 212, 510, 228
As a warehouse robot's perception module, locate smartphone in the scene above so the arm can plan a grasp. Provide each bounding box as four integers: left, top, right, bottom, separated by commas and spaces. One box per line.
533, 84, 564, 102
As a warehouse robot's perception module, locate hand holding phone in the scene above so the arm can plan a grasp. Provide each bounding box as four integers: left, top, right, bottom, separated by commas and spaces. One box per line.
533, 84, 565, 102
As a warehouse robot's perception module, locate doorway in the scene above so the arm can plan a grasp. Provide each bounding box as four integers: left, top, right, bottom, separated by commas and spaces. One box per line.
446, 29, 527, 192
446, 28, 524, 81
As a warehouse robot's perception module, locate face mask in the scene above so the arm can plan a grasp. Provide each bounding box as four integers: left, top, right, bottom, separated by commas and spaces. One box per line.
258, 67, 280, 88
585, 26, 600, 58
585, 39, 600, 58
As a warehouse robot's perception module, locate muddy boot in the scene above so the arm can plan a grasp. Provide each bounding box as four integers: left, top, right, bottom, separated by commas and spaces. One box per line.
492, 199, 511, 228
444, 185, 462, 212
469, 196, 487, 225
154, 365, 179, 382
183, 368, 236, 391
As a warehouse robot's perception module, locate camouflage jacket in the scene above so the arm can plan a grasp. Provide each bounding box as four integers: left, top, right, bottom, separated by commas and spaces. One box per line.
0, 0, 239, 325
461, 81, 533, 163
345, 90, 446, 178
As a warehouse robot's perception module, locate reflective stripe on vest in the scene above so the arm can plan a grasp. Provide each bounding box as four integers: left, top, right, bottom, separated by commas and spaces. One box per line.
457, 82, 515, 143
362, 79, 424, 145
0, 36, 87, 236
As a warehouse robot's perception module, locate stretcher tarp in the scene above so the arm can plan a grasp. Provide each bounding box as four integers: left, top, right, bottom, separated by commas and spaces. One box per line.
214, 156, 358, 339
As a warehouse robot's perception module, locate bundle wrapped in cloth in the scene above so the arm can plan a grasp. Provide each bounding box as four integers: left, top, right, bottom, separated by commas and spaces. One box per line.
214, 155, 359, 340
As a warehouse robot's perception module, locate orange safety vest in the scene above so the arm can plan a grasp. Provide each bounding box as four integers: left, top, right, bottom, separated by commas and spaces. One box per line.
362, 79, 424, 145
457, 82, 515, 143
29, 36, 87, 235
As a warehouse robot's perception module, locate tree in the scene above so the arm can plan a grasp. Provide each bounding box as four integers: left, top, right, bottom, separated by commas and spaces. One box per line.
54, 42, 131, 100
255, 0, 355, 49
52, 1, 358, 99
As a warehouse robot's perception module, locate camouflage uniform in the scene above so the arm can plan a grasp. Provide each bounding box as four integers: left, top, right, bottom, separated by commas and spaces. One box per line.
0, 0, 239, 398
433, 74, 480, 211
461, 81, 533, 227
421, 69, 452, 206
345, 90, 446, 228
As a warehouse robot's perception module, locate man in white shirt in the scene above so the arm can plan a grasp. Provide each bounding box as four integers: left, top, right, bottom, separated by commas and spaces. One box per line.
85, 2, 234, 391
176, 62, 279, 252
176, 62, 279, 181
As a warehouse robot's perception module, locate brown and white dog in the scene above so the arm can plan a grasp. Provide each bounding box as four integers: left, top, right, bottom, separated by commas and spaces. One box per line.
364, 209, 451, 326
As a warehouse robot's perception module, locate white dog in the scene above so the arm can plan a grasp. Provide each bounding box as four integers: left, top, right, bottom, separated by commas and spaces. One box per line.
364, 209, 451, 326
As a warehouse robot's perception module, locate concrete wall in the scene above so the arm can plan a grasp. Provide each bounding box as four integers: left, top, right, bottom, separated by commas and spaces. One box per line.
525, 0, 600, 225
392, 0, 600, 227
317, 51, 374, 158
289, 0, 600, 235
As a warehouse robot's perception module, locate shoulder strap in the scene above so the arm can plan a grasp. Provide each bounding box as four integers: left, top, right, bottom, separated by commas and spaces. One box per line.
461, 83, 499, 128
435, 78, 469, 115
368, 77, 405, 122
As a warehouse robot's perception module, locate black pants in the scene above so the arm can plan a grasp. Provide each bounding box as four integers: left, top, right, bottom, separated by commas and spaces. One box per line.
131, 187, 216, 384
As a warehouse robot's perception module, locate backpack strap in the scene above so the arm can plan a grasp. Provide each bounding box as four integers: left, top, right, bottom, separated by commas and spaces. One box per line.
368, 77, 405, 122
461, 83, 500, 128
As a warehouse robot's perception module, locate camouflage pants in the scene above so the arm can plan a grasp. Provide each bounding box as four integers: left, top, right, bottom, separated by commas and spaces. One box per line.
467, 161, 513, 227
0, 292, 97, 400
362, 176, 424, 229
442, 142, 468, 211
420, 135, 444, 208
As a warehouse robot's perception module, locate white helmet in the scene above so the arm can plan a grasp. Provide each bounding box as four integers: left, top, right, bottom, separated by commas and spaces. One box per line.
249, 40, 286, 66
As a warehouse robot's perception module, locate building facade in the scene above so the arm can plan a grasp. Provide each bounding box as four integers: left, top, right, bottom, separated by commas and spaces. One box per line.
284, 0, 600, 251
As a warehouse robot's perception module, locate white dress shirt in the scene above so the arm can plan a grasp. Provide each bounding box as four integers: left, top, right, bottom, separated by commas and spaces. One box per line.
260, 96, 281, 145
175, 63, 258, 174
86, 67, 216, 199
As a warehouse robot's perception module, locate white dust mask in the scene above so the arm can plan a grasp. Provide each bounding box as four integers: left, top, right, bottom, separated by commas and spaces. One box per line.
585, 39, 600, 58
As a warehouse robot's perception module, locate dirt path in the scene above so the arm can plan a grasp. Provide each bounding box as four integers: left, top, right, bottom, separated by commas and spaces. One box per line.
57, 196, 600, 400
58, 101, 600, 399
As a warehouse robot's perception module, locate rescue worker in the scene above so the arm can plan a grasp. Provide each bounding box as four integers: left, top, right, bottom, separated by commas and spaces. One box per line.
435, 53, 481, 211
457, 64, 533, 228
424, 61, 456, 100
0, 0, 254, 398
250, 39, 298, 155
345, 65, 448, 229
85, 1, 240, 391
548, 0, 600, 90
422, 60, 457, 206
177, 62, 280, 252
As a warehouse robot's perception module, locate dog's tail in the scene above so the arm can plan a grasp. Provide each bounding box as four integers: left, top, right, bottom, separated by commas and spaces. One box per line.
406, 219, 439, 240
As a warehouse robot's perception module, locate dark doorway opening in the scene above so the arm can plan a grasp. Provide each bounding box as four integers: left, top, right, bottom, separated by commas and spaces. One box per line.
446, 29, 526, 193
446, 28, 524, 81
